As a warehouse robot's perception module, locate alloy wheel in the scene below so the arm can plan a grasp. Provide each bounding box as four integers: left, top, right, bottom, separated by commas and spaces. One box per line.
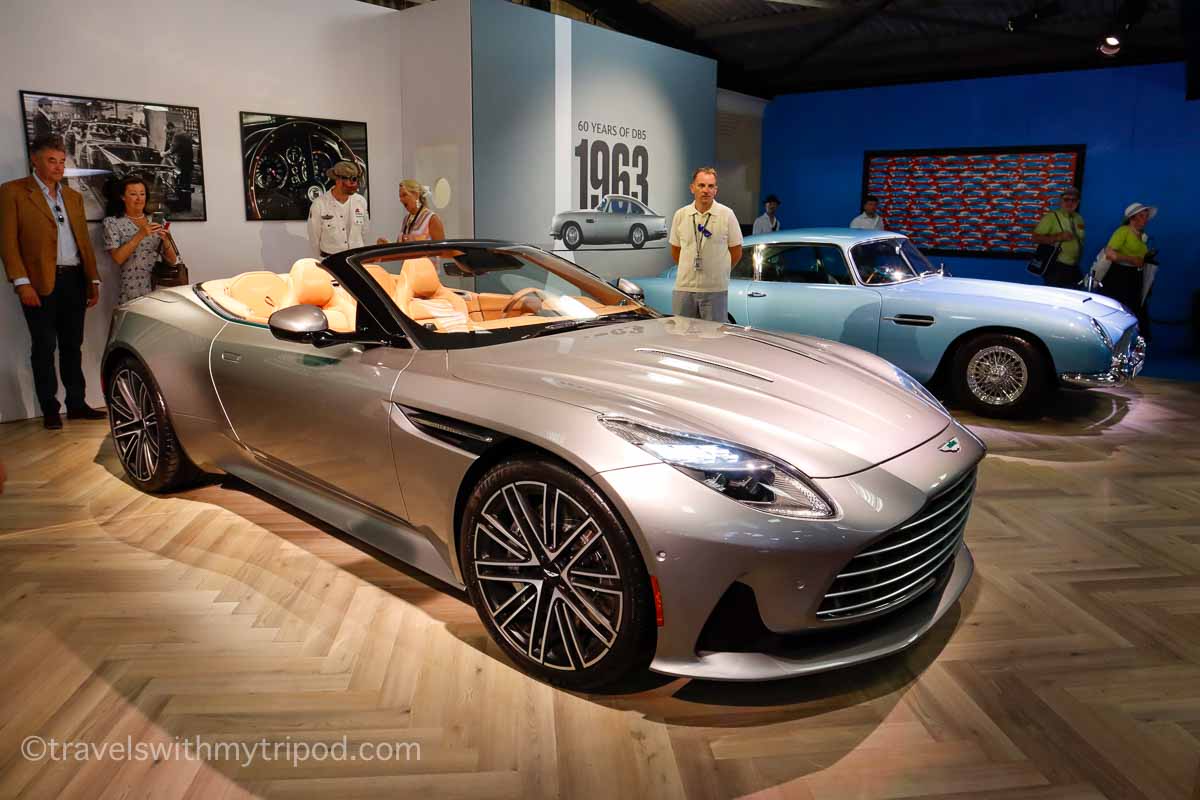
472, 480, 624, 671
563, 224, 582, 249
630, 226, 645, 247
108, 367, 161, 482
966, 345, 1028, 406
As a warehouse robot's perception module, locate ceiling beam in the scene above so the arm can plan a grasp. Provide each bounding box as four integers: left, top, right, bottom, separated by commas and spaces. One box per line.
695, 6, 853, 41
881, 10, 1098, 44
747, 0, 895, 72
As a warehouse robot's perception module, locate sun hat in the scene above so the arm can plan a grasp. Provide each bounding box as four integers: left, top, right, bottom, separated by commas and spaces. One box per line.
326, 161, 363, 180
1123, 202, 1156, 221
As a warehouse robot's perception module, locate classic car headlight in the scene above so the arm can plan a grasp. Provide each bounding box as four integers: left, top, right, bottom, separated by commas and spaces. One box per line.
600, 418, 834, 519
1090, 318, 1113, 351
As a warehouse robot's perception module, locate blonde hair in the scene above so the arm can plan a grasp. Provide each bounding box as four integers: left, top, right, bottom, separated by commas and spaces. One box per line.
398, 179, 429, 204
691, 166, 717, 184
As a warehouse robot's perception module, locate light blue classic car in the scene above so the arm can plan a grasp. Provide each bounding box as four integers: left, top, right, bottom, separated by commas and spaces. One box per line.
627, 229, 1146, 417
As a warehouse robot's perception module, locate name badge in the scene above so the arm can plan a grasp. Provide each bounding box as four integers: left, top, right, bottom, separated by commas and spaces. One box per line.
353, 209, 366, 226
693, 255, 703, 271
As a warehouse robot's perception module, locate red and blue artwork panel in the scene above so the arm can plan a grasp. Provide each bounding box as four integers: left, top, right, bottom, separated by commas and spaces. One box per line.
862, 145, 1085, 258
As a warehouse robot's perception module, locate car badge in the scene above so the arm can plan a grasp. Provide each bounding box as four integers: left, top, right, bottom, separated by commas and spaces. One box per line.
939, 437, 961, 453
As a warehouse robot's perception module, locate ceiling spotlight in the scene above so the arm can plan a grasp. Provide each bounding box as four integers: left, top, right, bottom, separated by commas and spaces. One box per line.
1006, 1, 1063, 33
1098, 0, 1147, 58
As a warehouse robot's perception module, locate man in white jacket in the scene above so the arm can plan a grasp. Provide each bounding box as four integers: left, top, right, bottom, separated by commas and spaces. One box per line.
307, 161, 369, 258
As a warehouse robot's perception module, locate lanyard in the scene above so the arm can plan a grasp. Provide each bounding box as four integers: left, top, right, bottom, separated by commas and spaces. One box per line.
404, 204, 428, 237
692, 211, 713, 262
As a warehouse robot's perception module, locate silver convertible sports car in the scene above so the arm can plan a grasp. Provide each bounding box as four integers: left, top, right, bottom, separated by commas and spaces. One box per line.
104, 241, 985, 688
550, 194, 668, 250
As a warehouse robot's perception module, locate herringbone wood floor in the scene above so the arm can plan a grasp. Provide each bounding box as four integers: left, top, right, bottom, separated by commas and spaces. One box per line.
1, 380, 1199, 800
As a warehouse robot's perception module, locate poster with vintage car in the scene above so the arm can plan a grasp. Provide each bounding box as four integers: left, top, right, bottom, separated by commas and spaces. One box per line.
240, 112, 369, 221
20, 90, 206, 222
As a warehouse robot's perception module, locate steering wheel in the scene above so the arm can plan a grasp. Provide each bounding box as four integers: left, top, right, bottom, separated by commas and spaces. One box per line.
501, 287, 550, 318
244, 119, 366, 220
863, 268, 888, 285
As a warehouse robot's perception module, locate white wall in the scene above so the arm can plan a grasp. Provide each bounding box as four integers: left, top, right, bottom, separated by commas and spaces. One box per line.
0, 0, 417, 421
393, 0, 475, 240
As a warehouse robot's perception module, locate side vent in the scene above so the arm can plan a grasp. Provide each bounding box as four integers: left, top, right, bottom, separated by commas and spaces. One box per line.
884, 314, 936, 327
396, 405, 503, 455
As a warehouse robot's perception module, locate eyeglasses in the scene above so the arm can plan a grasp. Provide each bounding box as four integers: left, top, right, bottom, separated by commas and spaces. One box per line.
338, 176, 359, 183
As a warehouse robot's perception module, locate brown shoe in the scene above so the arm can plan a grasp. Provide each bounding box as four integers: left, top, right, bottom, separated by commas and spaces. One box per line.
66, 405, 107, 420
43, 413, 63, 430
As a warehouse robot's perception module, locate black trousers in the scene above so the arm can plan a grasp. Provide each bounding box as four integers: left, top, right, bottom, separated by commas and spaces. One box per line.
1043, 260, 1082, 289
1099, 262, 1153, 342
21, 268, 88, 416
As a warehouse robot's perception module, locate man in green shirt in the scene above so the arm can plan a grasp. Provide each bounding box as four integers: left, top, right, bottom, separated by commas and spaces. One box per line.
1031, 187, 1085, 288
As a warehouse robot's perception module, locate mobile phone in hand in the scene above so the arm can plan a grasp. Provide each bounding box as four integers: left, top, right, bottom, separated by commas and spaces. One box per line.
150, 211, 167, 226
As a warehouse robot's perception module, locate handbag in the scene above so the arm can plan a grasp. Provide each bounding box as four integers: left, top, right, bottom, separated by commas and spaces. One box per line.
1026, 212, 1066, 276
152, 259, 189, 287
152, 229, 190, 287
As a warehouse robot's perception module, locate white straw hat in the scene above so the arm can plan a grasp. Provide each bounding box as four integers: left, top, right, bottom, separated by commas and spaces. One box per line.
1123, 202, 1157, 221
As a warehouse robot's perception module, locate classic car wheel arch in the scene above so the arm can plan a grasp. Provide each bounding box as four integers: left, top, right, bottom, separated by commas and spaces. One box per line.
930, 325, 1057, 392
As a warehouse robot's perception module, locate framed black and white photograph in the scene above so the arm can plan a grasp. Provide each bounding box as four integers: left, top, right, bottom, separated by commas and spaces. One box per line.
20, 90, 206, 222
240, 112, 369, 221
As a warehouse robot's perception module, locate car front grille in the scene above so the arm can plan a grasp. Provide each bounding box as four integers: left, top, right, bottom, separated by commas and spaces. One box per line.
816, 468, 977, 622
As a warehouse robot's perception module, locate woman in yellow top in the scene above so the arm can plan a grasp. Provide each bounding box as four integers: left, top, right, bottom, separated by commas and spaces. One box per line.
1101, 202, 1156, 337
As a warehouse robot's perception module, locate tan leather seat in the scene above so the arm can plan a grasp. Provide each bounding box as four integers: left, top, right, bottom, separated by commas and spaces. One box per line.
399, 258, 470, 329
280, 258, 356, 332
226, 271, 288, 320
363, 263, 397, 295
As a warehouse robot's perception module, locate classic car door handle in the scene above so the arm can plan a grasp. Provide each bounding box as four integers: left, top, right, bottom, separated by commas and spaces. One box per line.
585, 218, 595, 223
747, 291, 767, 298
221, 351, 243, 363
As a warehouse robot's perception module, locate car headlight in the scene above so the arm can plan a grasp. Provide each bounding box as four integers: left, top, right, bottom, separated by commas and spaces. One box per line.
1090, 318, 1113, 351
599, 418, 835, 519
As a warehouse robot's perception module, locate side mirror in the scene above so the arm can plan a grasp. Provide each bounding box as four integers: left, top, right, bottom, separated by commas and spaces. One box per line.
268, 305, 329, 344
616, 277, 644, 301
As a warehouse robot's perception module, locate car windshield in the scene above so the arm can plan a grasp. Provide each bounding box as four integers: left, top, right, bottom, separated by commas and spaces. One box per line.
100, 145, 162, 164
850, 238, 936, 285
348, 244, 658, 348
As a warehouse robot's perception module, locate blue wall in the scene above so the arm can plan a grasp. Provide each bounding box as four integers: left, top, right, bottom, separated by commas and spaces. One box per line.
762, 63, 1200, 353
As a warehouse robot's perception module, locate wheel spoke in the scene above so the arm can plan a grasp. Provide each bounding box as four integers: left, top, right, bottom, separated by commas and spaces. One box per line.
475, 559, 543, 582
558, 588, 617, 648
527, 583, 557, 663
112, 418, 142, 440
502, 485, 545, 557
477, 516, 531, 561
116, 373, 139, 419
496, 584, 538, 634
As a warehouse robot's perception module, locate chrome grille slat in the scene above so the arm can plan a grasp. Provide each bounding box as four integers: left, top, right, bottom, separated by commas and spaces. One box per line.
894, 474, 976, 532
817, 466, 977, 621
816, 538, 960, 616
822, 529, 965, 598
852, 497, 972, 561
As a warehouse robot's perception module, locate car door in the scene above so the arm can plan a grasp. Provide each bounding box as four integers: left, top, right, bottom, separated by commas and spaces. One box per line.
744, 243, 882, 352
582, 197, 610, 242
209, 268, 415, 520
598, 196, 628, 242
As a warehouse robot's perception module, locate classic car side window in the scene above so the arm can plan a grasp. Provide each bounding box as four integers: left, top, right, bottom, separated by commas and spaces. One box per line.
730, 246, 756, 280
608, 198, 629, 214
758, 245, 853, 285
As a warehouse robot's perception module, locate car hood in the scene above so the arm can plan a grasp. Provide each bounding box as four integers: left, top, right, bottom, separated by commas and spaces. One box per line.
448, 318, 951, 478
889, 275, 1126, 317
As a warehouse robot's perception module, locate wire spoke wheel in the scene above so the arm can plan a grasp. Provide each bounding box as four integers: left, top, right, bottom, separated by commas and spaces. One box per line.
473, 480, 624, 672
965, 345, 1028, 406
109, 366, 160, 483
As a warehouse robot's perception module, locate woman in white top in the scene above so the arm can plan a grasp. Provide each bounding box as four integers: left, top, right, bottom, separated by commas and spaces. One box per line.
378, 179, 445, 243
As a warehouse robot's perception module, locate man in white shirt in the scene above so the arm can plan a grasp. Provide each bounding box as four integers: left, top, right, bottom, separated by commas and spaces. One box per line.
752, 194, 782, 235
668, 167, 743, 322
307, 161, 370, 258
849, 195, 886, 230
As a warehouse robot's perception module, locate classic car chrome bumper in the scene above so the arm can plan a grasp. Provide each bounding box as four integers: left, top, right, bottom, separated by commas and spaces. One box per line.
1060, 334, 1147, 388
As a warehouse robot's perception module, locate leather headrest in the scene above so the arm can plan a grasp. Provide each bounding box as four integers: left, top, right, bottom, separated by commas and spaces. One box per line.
290, 258, 334, 307
402, 258, 442, 298
363, 263, 394, 292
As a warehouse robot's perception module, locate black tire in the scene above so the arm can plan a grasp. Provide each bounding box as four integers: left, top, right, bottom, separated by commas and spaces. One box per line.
562, 222, 583, 251
460, 456, 656, 690
106, 356, 202, 492
629, 224, 647, 249
951, 333, 1048, 418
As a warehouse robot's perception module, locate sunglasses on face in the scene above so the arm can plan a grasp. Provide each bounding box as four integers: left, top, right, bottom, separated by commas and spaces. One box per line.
338, 176, 359, 183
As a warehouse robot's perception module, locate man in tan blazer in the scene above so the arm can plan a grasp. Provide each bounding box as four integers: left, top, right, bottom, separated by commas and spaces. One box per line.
1, 134, 104, 428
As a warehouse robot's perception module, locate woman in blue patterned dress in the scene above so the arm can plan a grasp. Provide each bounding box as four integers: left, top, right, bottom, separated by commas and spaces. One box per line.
103, 174, 177, 304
